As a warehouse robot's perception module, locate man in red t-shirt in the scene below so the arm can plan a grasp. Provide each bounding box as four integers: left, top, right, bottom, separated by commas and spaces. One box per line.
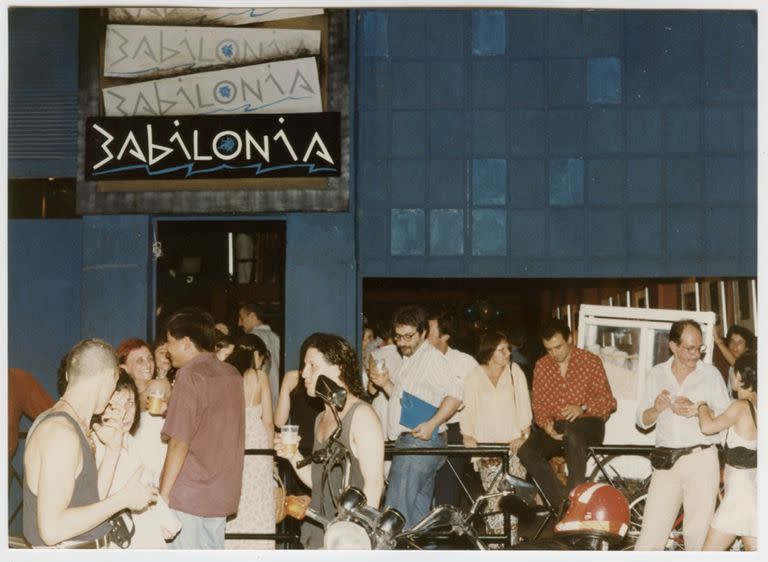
160, 308, 245, 549
518, 318, 616, 509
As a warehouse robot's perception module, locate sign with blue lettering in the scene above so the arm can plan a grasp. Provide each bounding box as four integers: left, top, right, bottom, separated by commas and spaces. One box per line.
85, 113, 340, 180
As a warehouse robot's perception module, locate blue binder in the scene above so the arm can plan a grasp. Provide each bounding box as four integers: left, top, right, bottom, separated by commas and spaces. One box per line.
399, 391, 439, 438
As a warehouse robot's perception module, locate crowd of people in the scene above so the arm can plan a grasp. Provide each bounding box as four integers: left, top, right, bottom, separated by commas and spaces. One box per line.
13, 301, 757, 551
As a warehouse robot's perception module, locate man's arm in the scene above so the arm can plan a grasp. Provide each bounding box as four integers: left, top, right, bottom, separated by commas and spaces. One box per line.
411, 395, 460, 440
641, 390, 672, 426
530, 362, 551, 427
160, 437, 190, 504
33, 421, 153, 545
582, 354, 617, 418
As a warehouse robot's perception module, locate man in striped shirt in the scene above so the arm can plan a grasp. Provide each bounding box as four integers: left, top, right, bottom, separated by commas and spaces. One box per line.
368, 305, 462, 528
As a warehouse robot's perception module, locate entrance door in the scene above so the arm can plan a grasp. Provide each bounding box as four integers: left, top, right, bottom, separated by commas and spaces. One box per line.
153, 219, 286, 360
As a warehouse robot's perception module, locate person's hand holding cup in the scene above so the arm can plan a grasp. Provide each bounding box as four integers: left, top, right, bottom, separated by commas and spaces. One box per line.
368, 357, 389, 388
276, 425, 300, 461
147, 387, 167, 416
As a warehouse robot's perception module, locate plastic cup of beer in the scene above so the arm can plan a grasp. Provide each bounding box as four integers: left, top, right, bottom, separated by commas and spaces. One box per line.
147, 387, 166, 415
374, 358, 386, 373
281, 425, 300, 455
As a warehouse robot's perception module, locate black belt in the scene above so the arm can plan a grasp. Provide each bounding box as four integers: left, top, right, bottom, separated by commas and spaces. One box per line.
59, 534, 110, 549
660, 444, 713, 454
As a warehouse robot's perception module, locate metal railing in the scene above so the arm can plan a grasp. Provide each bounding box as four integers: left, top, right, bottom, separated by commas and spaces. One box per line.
10, 438, 547, 549
384, 442, 516, 548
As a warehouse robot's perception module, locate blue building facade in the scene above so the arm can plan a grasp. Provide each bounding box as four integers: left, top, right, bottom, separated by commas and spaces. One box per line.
7, 7, 757, 464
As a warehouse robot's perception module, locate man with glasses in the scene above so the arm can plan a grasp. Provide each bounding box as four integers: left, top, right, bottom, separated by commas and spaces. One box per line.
634, 319, 730, 551
518, 318, 616, 513
368, 305, 461, 528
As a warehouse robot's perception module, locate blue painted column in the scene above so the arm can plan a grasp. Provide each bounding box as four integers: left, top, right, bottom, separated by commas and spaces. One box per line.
284, 213, 357, 370
81, 215, 152, 346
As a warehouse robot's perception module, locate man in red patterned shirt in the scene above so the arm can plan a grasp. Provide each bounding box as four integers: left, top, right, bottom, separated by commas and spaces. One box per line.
518, 318, 616, 510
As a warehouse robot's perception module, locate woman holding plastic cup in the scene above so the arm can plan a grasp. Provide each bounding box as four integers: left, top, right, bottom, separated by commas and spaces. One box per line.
275, 333, 385, 549
116, 338, 172, 496
225, 334, 275, 549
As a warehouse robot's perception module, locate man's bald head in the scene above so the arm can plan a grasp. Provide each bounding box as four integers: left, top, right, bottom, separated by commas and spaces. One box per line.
65, 338, 119, 384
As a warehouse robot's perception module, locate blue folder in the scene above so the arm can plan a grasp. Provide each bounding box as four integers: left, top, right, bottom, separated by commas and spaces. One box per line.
399, 391, 439, 438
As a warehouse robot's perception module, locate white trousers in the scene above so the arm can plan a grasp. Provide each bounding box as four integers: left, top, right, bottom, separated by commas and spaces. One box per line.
634, 446, 719, 551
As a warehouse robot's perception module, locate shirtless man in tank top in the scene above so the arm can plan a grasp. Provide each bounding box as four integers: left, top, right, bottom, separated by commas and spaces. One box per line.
23, 338, 156, 547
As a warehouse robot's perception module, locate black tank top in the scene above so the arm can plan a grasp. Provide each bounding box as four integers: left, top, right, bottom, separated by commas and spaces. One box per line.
23, 410, 112, 545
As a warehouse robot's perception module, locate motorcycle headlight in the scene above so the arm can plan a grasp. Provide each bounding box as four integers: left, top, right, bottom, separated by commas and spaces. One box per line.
376, 508, 406, 537
324, 521, 372, 550
338, 487, 367, 514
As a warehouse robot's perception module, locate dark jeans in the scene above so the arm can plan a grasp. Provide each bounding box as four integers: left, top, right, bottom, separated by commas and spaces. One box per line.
433, 422, 467, 508
517, 417, 605, 507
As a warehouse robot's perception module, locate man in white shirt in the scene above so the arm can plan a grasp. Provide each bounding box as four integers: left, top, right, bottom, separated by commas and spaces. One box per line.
368, 305, 461, 528
237, 302, 280, 408
427, 309, 478, 508
634, 319, 730, 551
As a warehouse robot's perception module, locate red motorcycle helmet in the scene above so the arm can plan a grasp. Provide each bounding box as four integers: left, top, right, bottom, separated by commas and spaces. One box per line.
554, 482, 630, 546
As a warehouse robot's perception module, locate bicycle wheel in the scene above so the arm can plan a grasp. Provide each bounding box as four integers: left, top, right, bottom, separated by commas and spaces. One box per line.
623, 492, 684, 551
588, 454, 652, 500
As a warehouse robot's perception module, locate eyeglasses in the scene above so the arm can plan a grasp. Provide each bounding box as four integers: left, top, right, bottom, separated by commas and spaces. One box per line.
679, 344, 707, 355
393, 331, 419, 342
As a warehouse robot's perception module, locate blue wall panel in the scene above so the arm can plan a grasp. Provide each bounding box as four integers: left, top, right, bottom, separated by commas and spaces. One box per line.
8, 220, 82, 397
80, 216, 151, 346
626, 159, 663, 204
588, 160, 625, 206
284, 214, 356, 370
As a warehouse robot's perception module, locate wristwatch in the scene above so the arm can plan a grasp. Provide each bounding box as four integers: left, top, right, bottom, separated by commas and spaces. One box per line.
580, 404, 588, 413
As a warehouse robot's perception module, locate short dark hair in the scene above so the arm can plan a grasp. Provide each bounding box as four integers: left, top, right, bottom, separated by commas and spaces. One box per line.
476, 331, 508, 366
726, 325, 756, 351
428, 308, 456, 339
392, 305, 428, 335
669, 319, 701, 345
734, 352, 757, 393
239, 302, 265, 320
91, 371, 140, 434
228, 333, 271, 375
214, 329, 235, 350
166, 307, 215, 352
540, 318, 571, 342
303, 333, 366, 400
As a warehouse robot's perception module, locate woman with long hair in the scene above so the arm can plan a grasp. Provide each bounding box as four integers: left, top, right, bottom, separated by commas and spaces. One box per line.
224, 333, 275, 549
116, 338, 170, 503
275, 333, 385, 549
460, 331, 532, 545
699, 352, 757, 551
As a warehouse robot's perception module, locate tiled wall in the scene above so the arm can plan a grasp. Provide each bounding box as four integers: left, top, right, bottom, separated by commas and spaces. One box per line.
355, 9, 757, 278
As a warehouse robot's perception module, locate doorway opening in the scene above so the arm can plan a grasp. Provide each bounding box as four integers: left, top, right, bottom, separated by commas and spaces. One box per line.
154, 220, 286, 356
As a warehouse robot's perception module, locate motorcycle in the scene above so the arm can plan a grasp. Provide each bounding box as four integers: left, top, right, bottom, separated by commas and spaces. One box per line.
286, 473, 537, 550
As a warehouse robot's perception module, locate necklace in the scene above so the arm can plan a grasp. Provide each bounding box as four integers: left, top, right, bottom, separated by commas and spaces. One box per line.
60, 398, 96, 454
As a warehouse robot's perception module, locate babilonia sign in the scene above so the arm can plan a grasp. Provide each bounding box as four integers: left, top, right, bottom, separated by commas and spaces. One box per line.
85, 113, 340, 181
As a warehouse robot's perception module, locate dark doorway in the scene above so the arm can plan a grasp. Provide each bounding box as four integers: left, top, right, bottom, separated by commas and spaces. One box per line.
155, 220, 286, 348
